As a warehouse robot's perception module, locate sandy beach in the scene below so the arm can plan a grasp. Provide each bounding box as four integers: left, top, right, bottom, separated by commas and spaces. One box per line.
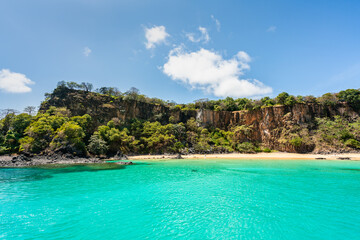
128, 152, 360, 161
1, 152, 360, 168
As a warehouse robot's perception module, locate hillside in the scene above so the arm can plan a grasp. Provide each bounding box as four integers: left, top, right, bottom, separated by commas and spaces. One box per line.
1, 82, 360, 156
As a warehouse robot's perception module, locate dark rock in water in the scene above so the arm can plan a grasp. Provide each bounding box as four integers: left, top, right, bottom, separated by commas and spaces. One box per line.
115, 161, 134, 165
191, 169, 198, 172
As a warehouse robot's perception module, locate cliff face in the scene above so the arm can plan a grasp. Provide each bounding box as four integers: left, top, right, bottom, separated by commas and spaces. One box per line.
196, 103, 359, 152
41, 88, 359, 153
198, 102, 358, 128
40, 88, 184, 126
197, 104, 359, 152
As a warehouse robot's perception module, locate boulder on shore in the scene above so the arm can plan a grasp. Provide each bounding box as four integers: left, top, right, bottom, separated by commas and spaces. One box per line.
113, 151, 128, 160
12, 155, 31, 162
171, 154, 183, 159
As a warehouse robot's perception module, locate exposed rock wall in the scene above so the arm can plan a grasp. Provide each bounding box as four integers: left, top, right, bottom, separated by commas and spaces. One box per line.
195, 103, 359, 152
194, 103, 359, 130
195, 109, 233, 129
41, 89, 173, 127
41, 89, 359, 152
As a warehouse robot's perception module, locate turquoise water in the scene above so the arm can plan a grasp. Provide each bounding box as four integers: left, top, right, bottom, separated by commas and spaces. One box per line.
1, 159, 360, 240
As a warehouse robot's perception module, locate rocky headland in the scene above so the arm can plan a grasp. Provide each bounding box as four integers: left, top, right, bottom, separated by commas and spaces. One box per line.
1, 83, 359, 163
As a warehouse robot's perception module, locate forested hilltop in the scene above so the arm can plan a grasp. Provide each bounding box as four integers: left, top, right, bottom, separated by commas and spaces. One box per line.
1, 81, 360, 157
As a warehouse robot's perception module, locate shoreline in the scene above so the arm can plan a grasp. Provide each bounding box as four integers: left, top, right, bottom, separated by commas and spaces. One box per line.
127, 152, 360, 161
1, 152, 360, 168
0, 155, 134, 168
0, 155, 103, 168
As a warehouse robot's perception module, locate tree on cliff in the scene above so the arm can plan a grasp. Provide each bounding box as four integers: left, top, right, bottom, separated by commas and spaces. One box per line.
261, 97, 275, 106
24, 106, 37, 116
80, 82, 93, 92
317, 93, 338, 106
124, 87, 141, 101
337, 89, 360, 111
275, 92, 290, 105
275, 92, 298, 106
96, 87, 122, 96
0, 109, 18, 118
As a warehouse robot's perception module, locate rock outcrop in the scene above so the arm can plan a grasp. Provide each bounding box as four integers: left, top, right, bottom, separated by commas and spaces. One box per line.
40, 88, 359, 153
194, 103, 359, 153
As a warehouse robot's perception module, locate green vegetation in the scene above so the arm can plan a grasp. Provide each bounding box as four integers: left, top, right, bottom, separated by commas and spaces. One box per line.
50, 121, 87, 155
337, 89, 360, 111
0, 108, 266, 156
1, 82, 359, 156
46, 81, 360, 112
313, 116, 360, 151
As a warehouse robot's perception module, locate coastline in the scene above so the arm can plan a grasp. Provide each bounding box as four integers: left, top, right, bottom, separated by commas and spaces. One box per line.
127, 152, 360, 161
1, 152, 360, 168
0, 155, 103, 168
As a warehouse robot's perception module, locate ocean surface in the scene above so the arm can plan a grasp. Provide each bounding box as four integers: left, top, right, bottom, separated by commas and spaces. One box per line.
1, 159, 360, 240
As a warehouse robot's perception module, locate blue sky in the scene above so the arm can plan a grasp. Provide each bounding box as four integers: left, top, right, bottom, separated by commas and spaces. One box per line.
1, 0, 360, 111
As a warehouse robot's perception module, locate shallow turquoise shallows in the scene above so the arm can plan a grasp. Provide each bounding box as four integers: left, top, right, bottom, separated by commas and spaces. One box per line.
1, 159, 360, 240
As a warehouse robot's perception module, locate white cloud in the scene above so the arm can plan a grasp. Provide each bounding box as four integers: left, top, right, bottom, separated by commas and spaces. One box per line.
162, 48, 272, 98
186, 26, 210, 43
199, 27, 210, 43
236, 51, 251, 62
0, 69, 34, 93
211, 15, 221, 32
267, 26, 277, 32
83, 47, 92, 56
144, 25, 169, 49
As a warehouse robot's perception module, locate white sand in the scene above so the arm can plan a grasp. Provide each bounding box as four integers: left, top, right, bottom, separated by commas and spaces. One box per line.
128, 152, 360, 161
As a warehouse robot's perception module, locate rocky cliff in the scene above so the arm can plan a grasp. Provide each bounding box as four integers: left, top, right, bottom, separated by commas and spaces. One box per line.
41, 88, 198, 130
41, 88, 359, 153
